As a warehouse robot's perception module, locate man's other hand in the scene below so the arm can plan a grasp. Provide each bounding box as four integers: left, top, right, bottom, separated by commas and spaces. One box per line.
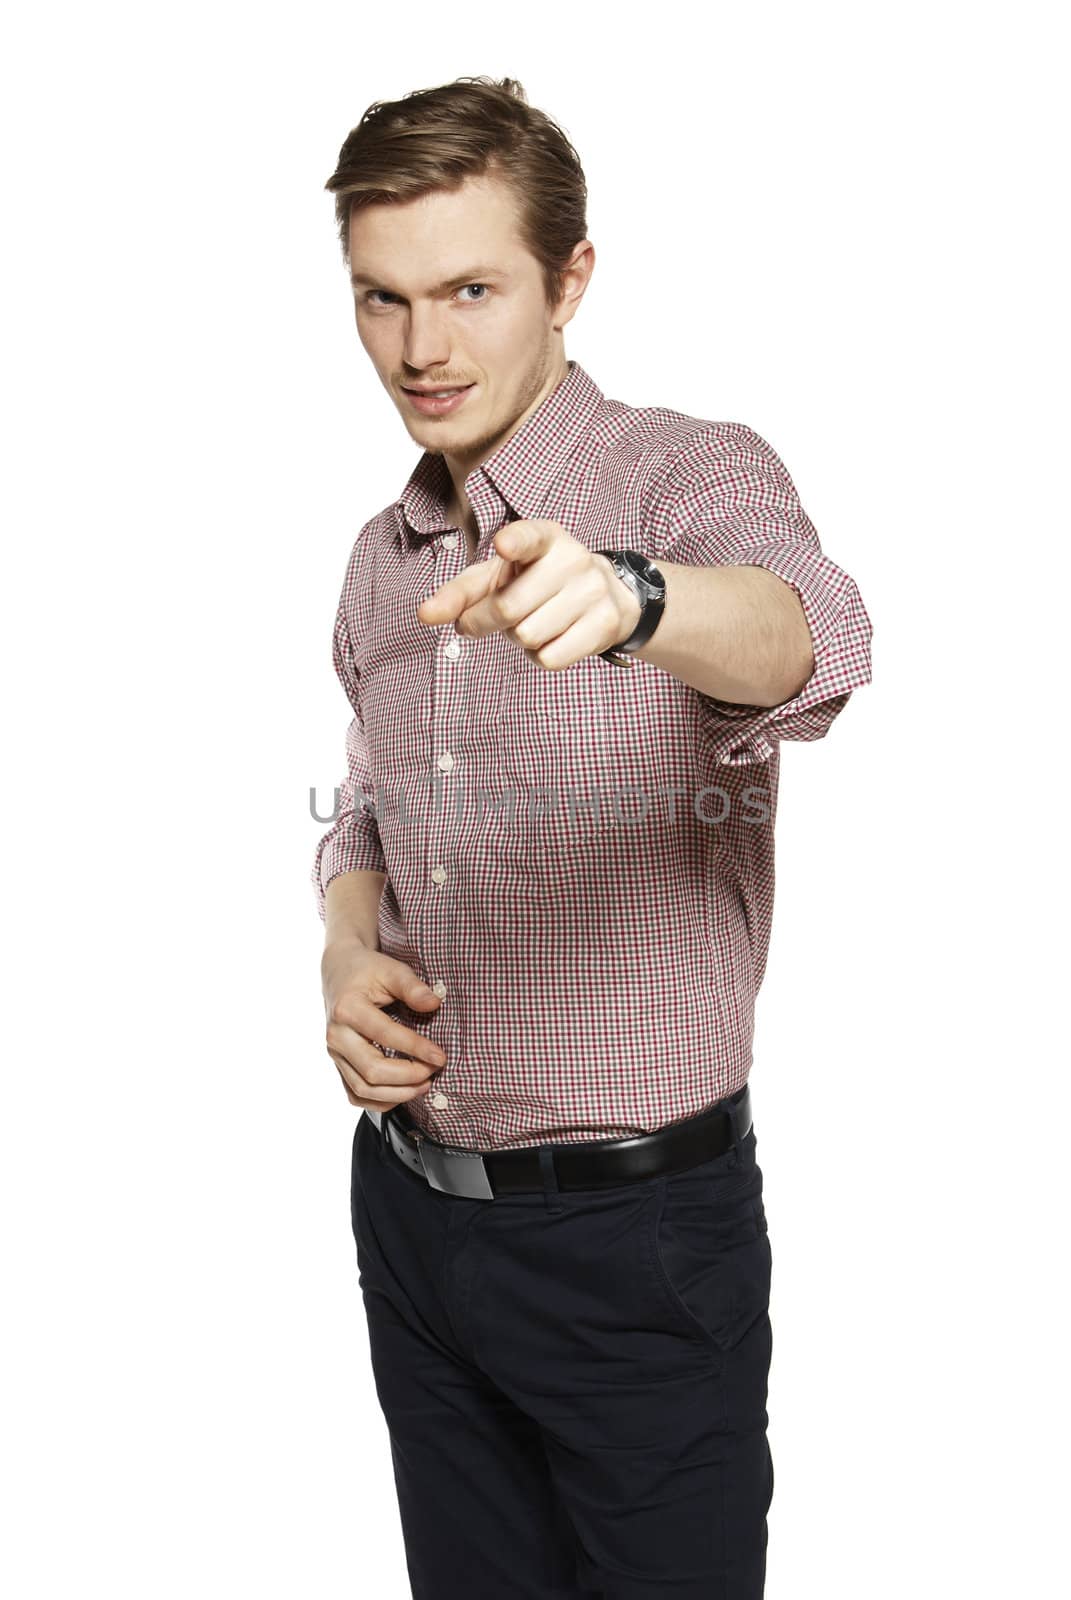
321, 937, 447, 1111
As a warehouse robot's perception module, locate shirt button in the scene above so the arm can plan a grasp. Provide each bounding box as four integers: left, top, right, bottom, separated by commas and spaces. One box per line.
444, 638, 461, 659
431, 866, 447, 885
432, 980, 448, 997
437, 751, 455, 773
430, 1092, 449, 1109
441, 534, 459, 550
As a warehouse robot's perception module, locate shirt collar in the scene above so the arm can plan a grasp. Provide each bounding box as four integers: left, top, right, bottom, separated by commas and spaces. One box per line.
393, 358, 605, 563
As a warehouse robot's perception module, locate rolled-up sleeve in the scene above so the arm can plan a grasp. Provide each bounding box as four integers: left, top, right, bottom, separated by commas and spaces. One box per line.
647, 424, 874, 766
311, 577, 386, 922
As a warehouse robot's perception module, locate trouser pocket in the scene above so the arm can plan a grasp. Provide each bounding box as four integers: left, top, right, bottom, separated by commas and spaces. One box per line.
643, 1135, 770, 1367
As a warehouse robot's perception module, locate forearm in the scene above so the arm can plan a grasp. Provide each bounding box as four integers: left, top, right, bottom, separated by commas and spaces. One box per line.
324, 868, 387, 949
624, 559, 816, 707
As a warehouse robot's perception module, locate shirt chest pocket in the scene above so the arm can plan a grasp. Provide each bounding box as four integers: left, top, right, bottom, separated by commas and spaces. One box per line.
493, 649, 623, 846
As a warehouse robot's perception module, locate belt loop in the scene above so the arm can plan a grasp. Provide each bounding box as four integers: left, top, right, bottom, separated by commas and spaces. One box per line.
538, 1144, 565, 1213
726, 1095, 744, 1168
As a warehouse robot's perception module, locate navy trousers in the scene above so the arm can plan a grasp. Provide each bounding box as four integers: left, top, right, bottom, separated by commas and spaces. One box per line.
350, 1104, 774, 1599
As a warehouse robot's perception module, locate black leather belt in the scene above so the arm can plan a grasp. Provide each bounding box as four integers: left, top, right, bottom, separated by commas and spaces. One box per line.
364, 1083, 753, 1199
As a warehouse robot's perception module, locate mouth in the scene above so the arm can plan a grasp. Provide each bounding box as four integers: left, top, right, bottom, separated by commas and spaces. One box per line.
401, 383, 476, 416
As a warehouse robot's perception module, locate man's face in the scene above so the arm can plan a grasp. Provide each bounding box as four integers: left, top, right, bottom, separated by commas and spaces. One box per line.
348, 172, 583, 470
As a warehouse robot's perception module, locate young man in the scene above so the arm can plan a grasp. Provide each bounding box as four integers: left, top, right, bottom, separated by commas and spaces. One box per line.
313, 77, 872, 1600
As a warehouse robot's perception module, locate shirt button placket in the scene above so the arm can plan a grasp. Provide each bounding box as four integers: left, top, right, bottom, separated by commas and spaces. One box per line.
425, 522, 468, 1124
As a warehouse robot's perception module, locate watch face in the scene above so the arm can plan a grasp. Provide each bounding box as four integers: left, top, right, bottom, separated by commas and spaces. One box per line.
622, 551, 663, 592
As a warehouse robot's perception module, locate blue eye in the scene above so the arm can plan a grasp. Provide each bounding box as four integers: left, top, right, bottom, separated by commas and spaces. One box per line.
361, 284, 489, 308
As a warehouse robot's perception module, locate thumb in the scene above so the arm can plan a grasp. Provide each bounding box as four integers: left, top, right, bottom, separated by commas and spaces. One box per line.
405, 976, 443, 1009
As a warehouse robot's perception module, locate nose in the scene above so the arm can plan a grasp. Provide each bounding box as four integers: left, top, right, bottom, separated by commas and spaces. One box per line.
402, 305, 451, 374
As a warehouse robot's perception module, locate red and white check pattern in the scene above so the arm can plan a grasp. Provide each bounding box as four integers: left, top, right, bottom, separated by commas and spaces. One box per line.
312, 360, 872, 1150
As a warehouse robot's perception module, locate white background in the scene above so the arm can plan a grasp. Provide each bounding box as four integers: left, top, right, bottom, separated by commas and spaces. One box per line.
3, 3, 1067, 1595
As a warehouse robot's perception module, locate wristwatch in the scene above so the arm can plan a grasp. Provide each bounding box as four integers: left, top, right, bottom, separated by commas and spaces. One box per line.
595, 549, 667, 667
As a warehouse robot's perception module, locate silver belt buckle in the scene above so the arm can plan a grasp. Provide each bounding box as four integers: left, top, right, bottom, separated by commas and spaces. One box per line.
365, 1107, 495, 1199
418, 1138, 495, 1199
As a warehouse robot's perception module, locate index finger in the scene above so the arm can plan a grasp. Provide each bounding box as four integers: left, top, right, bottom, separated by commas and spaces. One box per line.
417, 562, 495, 625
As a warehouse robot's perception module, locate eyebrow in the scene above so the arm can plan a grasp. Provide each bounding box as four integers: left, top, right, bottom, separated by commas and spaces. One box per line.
350, 265, 507, 292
